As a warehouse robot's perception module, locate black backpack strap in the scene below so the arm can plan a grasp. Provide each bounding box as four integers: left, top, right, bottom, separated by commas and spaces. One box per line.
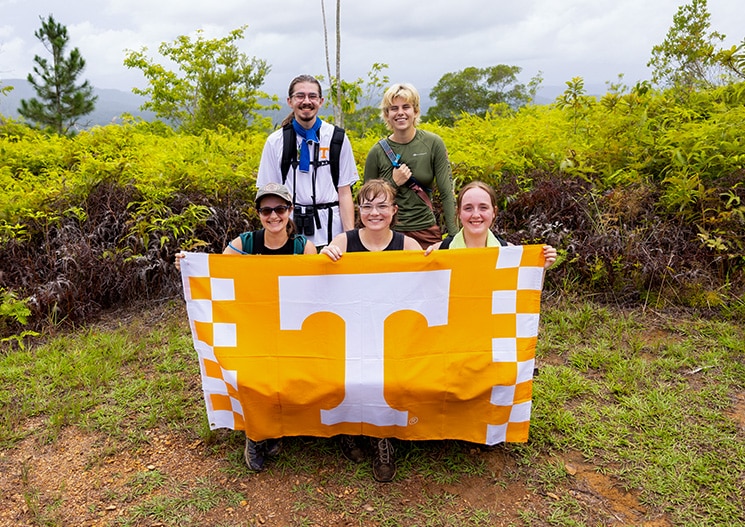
281, 123, 297, 185
439, 233, 506, 249
329, 125, 345, 189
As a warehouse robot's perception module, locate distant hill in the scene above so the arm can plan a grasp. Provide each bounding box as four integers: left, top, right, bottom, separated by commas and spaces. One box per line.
0, 79, 156, 128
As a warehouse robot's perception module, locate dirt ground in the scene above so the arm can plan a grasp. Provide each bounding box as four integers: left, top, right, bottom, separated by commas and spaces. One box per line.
0, 422, 674, 527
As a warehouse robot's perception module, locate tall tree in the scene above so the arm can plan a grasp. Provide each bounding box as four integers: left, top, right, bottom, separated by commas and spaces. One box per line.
19, 15, 97, 135
124, 26, 276, 134
321, 0, 343, 126
426, 65, 530, 125
334, 0, 342, 127
648, 0, 744, 89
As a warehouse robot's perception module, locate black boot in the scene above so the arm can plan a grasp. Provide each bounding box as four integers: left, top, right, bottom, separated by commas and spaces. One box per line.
244, 438, 265, 471
372, 438, 396, 482
339, 435, 365, 463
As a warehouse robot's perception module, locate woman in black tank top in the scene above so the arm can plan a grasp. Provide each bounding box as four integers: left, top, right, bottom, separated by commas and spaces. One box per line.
321, 179, 419, 261
319, 179, 419, 483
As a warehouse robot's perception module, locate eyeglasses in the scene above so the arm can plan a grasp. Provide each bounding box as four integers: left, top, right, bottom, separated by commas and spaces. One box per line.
358, 203, 393, 213
257, 205, 291, 216
291, 92, 321, 102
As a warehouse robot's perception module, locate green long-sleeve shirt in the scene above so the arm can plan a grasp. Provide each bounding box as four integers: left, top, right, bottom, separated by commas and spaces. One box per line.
364, 129, 457, 235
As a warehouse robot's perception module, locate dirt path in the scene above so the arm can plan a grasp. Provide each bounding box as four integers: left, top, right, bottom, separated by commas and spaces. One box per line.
0, 423, 672, 526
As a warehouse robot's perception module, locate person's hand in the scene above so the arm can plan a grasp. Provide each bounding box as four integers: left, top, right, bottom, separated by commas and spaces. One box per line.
320, 245, 343, 262
543, 245, 557, 269
392, 163, 412, 187
424, 241, 442, 256
174, 252, 185, 271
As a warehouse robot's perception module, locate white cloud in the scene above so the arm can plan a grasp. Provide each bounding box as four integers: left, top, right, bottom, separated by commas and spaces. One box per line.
1, 0, 743, 99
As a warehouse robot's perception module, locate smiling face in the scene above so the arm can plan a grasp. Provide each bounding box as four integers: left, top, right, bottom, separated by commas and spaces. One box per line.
380, 83, 421, 132
458, 186, 497, 240
257, 195, 292, 235
358, 193, 397, 231
357, 179, 398, 231
287, 80, 324, 126
384, 96, 417, 134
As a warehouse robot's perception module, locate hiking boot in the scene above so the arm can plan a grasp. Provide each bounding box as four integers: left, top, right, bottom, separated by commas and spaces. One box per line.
339, 435, 365, 463
372, 438, 396, 482
264, 438, 282, 457
244, 438, 265, 471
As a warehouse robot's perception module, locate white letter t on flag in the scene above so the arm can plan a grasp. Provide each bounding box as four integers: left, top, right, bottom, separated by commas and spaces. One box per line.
279, 271, 450, 427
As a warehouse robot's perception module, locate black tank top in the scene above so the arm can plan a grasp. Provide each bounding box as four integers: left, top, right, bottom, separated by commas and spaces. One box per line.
238, 230, 300, 254
345, 229, 405, 253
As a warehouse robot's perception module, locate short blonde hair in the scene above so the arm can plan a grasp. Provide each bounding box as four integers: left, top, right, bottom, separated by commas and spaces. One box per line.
380, 83, 421, 128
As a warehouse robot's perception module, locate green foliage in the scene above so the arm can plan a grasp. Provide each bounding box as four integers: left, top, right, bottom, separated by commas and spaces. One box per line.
319, 62, 390, 136
648, 0, 743, 90
433, 80, 744, 303
0, 288, 39, 349
432, 103, 569, 182
124, 26, 278, 134
555, 77, 596, 135
0, 288, 32, 325
426, 65, 530, 125
717, 39, 745, 80
0, 121, 268, 331
18, 15, 97, 135
2, 78, 745, 329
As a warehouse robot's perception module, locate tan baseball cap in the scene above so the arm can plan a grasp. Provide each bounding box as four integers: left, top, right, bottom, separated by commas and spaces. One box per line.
255, 182, 292, 205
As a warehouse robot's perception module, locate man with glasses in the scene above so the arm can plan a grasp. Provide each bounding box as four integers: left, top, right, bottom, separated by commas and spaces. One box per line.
257, 74, 358, 250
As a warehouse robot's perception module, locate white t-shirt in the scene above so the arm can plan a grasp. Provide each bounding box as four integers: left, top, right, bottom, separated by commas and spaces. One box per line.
257, 120, 359, 247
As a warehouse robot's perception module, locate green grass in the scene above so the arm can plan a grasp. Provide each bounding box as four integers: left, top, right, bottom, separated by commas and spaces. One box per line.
529, 302, 745, 526
1, 297, 744, 526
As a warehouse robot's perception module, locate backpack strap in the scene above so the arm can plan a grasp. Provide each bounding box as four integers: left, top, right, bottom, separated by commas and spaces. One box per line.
378, 139, 434, 212
237, 231, 255, 254
239, 231, 307, 254
281, 123, 345, 190
440, 233, 507, 249
292, 234, 307, 254
329, 126, 345, 189
378, 138, 401, 167
280, 123, 297, 185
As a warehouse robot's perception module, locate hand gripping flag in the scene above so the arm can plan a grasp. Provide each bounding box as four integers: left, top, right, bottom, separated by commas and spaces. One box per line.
179, 245, 547, 445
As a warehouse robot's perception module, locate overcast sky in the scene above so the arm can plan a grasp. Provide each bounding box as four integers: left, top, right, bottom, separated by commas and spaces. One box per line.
1, 0, 743, 99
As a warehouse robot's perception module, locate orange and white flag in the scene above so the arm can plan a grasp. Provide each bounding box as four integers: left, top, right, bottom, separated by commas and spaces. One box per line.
179, 246, 546, 444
